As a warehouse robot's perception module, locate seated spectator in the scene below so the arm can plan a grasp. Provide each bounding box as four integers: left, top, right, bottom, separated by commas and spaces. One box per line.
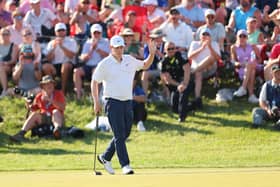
43, 22, 78, 94
120, 28, 143, 59
188, 28, 220, 108
133, 73, 147, 131
159, 8, 193, 59
141, 28, 165, 96
230, 30, 260, 103
0, 28, 18, 98
10, 75, 66, 142
73, 24, 110, 100
141, 0, 166, 29
161, 41, 193, 122
246, 17, 264, 45
12, 44, 42, 96
252, 64, 280, 129
0, 0, 13, 29
173, 0, 205, 32
195, 8, 226, 52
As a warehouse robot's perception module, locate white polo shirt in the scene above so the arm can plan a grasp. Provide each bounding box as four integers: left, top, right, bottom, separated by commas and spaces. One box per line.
45, 36, 78, 64
92, 54, 143, 101
24, 8, 57, 35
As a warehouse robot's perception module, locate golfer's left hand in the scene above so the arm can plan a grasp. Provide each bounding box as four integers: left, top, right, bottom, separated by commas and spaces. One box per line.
148, 39, 157, 55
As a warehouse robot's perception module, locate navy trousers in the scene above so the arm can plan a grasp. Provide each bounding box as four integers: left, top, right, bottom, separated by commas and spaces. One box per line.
103, 98, 133, 167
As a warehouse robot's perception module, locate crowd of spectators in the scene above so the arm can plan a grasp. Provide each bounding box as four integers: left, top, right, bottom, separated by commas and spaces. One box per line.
2, 0, 280, 132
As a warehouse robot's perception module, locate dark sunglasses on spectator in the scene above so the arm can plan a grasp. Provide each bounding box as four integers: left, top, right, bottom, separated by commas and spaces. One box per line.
23, 32, 32, 37
167, 47, 175, 51
14, 15, 23, 20
202, 32, 210, 36
57, 29, 66, 32
93, 31, 101, 34
207, 15, 215, 19
2, 32, 10, 36
239, 34, 247, 38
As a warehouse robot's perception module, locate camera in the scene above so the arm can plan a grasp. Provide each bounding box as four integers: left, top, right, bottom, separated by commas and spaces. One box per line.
14, 87, 35, 104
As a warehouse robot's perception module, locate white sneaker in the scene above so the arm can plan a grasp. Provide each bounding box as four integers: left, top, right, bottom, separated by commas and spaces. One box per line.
97, 155, 115, 174
137, 121, 146, 132
233, 87, 247, 97
248, 94, 259, 104
122, 165, 134, 175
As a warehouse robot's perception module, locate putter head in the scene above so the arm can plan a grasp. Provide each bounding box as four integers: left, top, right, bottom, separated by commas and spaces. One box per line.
95, 171, 102, 175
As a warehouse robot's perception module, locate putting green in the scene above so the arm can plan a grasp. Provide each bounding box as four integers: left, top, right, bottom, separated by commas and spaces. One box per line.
1, 168, 280, 187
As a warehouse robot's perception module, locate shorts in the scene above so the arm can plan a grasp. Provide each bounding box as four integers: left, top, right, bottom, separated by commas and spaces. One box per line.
82, 65, 96, 81
203, 63, 217, 79
41, 113, 52, 125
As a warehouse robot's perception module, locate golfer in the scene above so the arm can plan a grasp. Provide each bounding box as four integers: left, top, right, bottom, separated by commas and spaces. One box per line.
91, 35, 156, 175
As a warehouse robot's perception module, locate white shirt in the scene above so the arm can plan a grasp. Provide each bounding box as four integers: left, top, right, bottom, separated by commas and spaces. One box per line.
159, 21, 193, 49
6, 24, 32, 45
188, 40, 220, 70
45, 36, 78, 64
24, 8, 57, 35
81, 38, 110, 66
92, 54, 143, 101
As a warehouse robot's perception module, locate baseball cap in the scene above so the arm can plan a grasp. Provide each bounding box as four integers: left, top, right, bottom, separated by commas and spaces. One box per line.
142, 0, 158, 6
30, 0, 40, 4
110, 35, 125, 47
237, 29, 248, 37
246, 17, 257, 24
20, 44, 33, 53
200, 27, 212, 37
55, 22, 67, 32
272, 64, 280, 72
205, 9, 216, 17
90, 24, 103, 33
170, 8, 180, 15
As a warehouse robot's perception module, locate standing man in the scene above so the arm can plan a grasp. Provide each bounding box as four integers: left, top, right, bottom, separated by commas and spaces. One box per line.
91, 35, 156, 175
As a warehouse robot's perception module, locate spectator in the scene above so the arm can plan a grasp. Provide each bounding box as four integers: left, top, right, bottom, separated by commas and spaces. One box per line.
69, 0, 99, 51
23, 0, 57, 40
12, 44, 42, 95
19, 28, 42, 65
20, 0, 56, 15
246, 17, 265, 45
141, 28, 165, 96
227, 0, 262, 32
43, 22, 78, 94
6, 9, 32, 46
231, 29, 260, 103
10, 75, 66, 142
0, 0, 13, 29
5, 0, 18, 12
264, 37, 280, 80
55, 1, 70, 35
120, 28, 143, 59
133, 73, 147, 131
173, 0, 205, 32
195, 8, 226, 52
141, 0, 166, 29
161, 41, 193, 122
252, 64, 280, 129
159, 8, 193, 59
73, 23, 110, 100
0, 28, 18, 98
188, 27, 221, 108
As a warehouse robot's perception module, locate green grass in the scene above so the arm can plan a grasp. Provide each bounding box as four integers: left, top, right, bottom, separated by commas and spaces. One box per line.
1, 86, 280, 172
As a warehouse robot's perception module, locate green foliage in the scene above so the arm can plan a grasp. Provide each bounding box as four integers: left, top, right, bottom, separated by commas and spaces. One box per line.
1, 92, 280, 172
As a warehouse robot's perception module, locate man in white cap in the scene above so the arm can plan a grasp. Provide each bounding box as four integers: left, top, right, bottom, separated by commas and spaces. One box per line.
73, 24, 110, 100
195, 8, 226, 52
91, 35, 156, 175
188, 27, 221, 109
43, 22, 78, 94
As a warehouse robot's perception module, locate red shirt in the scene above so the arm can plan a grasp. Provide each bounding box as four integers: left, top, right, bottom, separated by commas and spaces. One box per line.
269, 43, 280, 63
32, 90, 65, 115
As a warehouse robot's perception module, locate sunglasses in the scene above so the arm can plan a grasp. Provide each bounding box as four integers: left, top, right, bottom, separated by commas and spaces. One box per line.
167, 47, 175, 51
239, 34, 247, 38
23, 32, 32, 37
202, 32, 210, 36
14, 15, 23, 20
82, 1, 90, 4
57, 29, 66, 32
2, 33, 10, 36
207, 15, 215, 19
93, 31, 101, 34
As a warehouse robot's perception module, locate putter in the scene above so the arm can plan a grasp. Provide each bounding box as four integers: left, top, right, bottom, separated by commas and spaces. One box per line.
93, 114, 102, 175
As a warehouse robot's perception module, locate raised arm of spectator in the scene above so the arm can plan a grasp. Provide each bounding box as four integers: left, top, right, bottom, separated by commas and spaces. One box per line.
142, 40, 157, 70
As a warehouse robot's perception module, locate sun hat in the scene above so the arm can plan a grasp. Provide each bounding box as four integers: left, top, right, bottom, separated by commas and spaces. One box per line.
40, 75, 56, 85
120, 28, 134, 36
149, 28, 165, 38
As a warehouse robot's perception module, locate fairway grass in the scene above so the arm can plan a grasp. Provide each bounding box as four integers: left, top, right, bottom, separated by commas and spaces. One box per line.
1, 168, 280, 187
